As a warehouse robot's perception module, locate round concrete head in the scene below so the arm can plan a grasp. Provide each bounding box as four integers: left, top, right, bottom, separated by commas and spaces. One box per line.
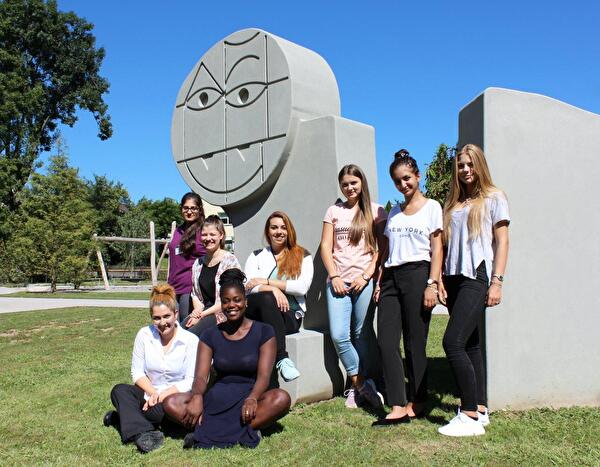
171, 28, 340, 206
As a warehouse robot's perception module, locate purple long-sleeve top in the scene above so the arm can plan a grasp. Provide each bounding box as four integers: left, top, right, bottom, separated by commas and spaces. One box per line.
167, 225, 206, 294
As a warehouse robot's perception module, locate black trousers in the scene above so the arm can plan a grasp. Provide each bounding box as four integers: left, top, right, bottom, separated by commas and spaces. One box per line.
377, 261, 431, 406
246, 292, 301, 362
176, 293, 192, 323
186, 313, 217, 338
110, 383, 165, 443
442, 262, 488, 412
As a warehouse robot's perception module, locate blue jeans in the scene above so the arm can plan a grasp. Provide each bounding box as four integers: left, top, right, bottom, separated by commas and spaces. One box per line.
326, 280, 374, 377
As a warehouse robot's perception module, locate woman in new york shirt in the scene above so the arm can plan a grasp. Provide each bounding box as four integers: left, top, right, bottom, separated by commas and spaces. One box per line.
372, 150, 443, 427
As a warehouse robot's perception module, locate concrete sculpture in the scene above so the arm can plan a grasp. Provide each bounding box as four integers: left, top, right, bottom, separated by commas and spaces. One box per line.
459, 87, 600, 410
172, 29, 378, 402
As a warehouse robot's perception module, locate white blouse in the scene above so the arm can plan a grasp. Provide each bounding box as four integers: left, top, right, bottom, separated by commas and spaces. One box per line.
130, 323, 199, 399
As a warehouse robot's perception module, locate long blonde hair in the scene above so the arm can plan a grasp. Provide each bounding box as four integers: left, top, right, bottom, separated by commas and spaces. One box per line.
443, 144, 498, 241
338, 164, 376, 252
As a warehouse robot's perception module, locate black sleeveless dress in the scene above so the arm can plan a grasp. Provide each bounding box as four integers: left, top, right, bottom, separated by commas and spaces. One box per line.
192, 320, 275, 449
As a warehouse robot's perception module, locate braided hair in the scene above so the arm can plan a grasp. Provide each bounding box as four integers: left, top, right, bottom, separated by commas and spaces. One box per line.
389, 149, 420, 177
219, 268, 246, 297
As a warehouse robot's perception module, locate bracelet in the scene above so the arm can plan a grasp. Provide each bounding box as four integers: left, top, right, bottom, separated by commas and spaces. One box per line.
426, 284, 438, 290
490, 282, 503, 288
329, 275, 340, 280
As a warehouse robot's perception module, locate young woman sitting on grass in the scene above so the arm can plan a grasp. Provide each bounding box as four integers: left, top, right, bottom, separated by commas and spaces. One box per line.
164, 269, 292, 449
104, 284, 199, 453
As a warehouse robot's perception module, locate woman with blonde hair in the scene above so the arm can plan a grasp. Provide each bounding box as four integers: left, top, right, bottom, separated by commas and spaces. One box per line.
244, 211, 314, 382
186, 215, 241, 337
438, 144, 510, 437
104, 284, 199, 453
321, 164, 387, 409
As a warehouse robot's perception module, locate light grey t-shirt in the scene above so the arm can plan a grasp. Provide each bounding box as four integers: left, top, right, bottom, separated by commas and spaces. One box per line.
444, 191, 510, 282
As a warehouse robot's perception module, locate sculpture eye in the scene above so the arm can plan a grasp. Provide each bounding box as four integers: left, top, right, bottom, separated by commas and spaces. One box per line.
225, 82, 267, 108
186, 87, 223, 111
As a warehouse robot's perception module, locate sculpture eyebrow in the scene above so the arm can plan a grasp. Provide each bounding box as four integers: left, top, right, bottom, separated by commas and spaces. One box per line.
225, 55, 260, 84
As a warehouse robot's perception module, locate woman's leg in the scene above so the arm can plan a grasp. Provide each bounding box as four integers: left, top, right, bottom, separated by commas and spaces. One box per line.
162, 392, 195, 429
250, 389, 292, 430
247, 292, 289, 362
326, 284, 358, 377
350, 279, 374, 379
377, 270, 408, 412
398, 263, 431, 407
187, 314, 217, 338
442, 271, 487, 414
110, 383, 165, 443
176, 293, 192, 323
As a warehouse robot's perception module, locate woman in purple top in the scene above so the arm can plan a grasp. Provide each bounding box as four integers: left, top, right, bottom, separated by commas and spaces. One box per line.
168, 193, 206, 323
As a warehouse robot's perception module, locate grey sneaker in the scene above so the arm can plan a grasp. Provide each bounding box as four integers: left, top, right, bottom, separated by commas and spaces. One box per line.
357, 379, 384, 409
134, 430, 164, 453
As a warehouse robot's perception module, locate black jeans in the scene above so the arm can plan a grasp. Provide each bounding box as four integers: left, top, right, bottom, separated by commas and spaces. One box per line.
377, 261, 431, 406
110, 384, 164, 443
442, 262, 488, 412
246, 292, 301, 362
176, 293, 192, 323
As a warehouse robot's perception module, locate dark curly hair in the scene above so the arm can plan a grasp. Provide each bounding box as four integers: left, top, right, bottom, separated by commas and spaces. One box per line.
389, 149, 419, 177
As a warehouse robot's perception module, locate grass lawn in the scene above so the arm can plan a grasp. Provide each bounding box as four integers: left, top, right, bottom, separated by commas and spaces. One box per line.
7, 291, 150, 300
0, 308, 598, 466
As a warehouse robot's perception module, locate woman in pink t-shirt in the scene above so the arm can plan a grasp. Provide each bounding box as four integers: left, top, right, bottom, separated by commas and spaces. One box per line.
320, 164, 387, 410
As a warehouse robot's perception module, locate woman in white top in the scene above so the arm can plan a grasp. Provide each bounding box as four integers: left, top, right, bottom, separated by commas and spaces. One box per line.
186, 215, 241, 337
104, 284, 199, 453
437, 144, 510, 437
244, 211, 314, 382
320, 164, 387, 410
372, 150, 443, 427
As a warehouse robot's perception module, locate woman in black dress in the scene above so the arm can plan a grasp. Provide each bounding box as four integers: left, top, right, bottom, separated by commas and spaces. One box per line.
164, 269, 292, 449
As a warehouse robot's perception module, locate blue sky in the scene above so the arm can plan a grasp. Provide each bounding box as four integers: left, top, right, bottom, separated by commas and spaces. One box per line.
54, 0, 600, 205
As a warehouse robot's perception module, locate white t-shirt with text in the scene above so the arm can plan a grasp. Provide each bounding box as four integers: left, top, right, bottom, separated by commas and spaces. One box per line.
384, 198, 443, 268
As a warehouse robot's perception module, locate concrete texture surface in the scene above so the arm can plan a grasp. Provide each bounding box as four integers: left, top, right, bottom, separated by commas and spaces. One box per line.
458, 87, 600, 410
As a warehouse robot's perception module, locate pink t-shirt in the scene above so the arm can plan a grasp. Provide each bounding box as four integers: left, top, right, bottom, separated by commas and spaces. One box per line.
323, 201, 387, 282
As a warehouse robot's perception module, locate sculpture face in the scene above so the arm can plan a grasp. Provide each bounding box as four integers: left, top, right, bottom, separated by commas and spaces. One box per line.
172, 29, 292, 206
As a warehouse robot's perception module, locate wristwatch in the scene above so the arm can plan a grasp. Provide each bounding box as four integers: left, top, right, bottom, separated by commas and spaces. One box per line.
492, 274, 504, 282
362, 273, 371, 281
426, 278, 438, 286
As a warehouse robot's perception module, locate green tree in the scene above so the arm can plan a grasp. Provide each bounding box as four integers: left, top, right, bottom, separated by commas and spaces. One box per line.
115, 206, 150, 272
87, 174, 131, 265
137, 197, 180, 239
0, 0, 112, 236
424, 143, 455, 206
6, 150, 95, 291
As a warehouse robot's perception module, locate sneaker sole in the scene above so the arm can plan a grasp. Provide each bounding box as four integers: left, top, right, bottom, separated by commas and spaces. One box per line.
437, 427, 485, 437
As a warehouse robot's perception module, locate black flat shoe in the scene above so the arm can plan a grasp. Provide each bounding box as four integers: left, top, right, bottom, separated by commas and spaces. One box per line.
371, 415, 411, 427
134, 430, 164, 453
103, 410, 119, 428
183, 432, 195, 450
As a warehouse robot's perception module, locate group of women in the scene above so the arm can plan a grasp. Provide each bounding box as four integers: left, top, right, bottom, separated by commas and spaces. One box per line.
105, 143, 510, 452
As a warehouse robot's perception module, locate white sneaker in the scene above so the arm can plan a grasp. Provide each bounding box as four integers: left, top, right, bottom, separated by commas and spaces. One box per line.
438, 412, 485, 437
343, 388, 359, 409
478, 408, 490, 427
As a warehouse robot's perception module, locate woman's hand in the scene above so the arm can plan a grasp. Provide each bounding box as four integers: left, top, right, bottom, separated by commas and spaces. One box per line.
143, 392, 159, 411
185, 316, 200, 328
245, 278, 265, 291
330, 277, 347, 296
423, 286, 438, 309
487, 282, 502, 307
437, 280, 447, 306
271, 288, 289, 312
349, 276, 368, 295
189, 304, 204, 320
182, 394, 204, 429
241, 397, 258, 424
373, 284, 381, 303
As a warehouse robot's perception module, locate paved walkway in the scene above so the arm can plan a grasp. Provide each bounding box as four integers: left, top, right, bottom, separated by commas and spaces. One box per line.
0, 297, 147, 314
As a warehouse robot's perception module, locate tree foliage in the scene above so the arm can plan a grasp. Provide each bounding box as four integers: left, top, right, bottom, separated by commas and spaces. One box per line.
114, 206, 151, 272
137, 196, 180, 239
424, 143, 455, 206
4, 150, 95, 290
0, 0, 112, 232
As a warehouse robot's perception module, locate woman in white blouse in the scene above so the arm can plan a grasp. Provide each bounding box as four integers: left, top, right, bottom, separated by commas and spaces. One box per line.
104, 284, 199, 453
